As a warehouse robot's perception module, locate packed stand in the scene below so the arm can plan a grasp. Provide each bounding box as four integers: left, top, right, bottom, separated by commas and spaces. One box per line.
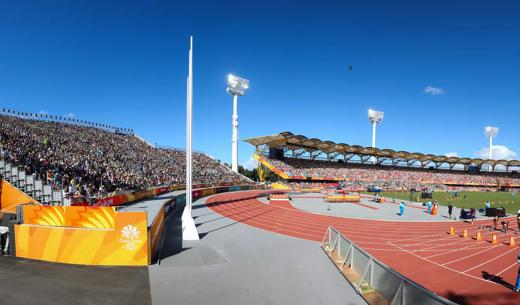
0, 115, 250, 200
265, 156, 520, 190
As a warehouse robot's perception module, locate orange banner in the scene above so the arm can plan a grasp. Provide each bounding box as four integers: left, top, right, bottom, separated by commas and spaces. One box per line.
15, 208, 148, 266
1, 179, 38, 213
23, 206, 116, 229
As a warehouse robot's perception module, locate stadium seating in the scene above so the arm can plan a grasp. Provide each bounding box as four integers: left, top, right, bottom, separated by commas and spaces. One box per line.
0, 114, 250, 204
264, 156, 520, 190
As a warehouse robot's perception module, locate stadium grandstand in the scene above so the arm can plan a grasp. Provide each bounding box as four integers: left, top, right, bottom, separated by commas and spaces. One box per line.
0, 108, 250, 205
245, 131, 520, 191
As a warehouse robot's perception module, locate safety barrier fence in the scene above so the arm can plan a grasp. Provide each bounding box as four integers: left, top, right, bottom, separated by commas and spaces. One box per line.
322, 226, 457, 305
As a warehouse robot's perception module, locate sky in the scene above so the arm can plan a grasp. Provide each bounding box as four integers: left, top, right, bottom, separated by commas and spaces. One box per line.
1, 0, 519, 169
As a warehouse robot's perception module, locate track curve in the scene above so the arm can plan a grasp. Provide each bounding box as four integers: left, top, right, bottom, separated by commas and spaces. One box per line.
206, 191, 520, 305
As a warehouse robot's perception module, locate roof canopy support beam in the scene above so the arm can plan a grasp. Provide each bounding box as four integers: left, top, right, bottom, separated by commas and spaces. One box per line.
407, 160, 418, 167
343, 154, 354, 161
291, 149, 306, 157
377, 157, 389, 165
310, 151, 322, 160
327, 153, 339, 160
360, 155, 371, 164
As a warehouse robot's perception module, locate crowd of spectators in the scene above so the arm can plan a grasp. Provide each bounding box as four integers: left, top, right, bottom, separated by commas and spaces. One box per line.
266, 157, 520, 190
0, 115, 250, 199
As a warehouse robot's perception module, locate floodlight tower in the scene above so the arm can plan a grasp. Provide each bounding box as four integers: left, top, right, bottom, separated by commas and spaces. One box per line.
484, 126, 499, 172
368, 109, 384, 163
227, 74, 249, 173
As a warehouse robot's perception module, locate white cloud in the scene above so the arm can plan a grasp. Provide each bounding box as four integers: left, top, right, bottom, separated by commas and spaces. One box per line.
424, 86, 445, 95
445, 152, 458, 157
241, 157, 258, 170
475, 145, 517, 160
38, 110, 48, 115
63, 112, 75, 118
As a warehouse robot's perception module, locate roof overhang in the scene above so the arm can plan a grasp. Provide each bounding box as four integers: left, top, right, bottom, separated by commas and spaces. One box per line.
243, 132, 520, 168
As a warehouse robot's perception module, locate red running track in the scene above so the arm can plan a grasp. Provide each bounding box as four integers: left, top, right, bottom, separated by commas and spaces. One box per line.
206, 191, 520, 305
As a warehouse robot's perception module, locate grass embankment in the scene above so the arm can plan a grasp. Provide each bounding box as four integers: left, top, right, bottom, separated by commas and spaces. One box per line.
366, 191, 520, 214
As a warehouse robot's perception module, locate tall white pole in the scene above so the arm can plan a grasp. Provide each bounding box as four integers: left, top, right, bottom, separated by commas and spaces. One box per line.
489, 136, 493, 172
371, 122, 377, 163
489, 136, 493, 160
182, 36, 199, 240
186, 37, 192, 215
371, 122, 377, 148
231, 94, 239, 172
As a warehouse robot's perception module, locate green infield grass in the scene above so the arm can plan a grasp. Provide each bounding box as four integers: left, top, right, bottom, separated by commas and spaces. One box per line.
366, 191, 520, 214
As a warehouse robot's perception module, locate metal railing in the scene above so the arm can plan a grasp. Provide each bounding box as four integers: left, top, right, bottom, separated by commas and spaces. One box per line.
322, 226, 457, 305
0, 108, 133, 135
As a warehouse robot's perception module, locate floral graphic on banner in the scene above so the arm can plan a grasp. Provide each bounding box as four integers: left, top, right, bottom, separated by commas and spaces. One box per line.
120, 224, 141, 251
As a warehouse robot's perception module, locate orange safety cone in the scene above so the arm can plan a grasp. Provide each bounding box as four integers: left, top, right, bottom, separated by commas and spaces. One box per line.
491, 234, 498, 244
463, 229, 469, 238
476, 232, 482, 241
449, 227, 455, 235
509, 236, 516, 247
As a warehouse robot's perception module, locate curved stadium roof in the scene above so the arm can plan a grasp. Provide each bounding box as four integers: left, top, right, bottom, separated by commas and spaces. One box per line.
244, 131, 518, 169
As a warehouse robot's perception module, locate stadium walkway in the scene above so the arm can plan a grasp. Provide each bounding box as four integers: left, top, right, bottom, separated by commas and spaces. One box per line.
149, 193, 367, 305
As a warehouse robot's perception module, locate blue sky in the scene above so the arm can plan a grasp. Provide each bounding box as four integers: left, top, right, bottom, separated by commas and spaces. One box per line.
1, 0, 519, 168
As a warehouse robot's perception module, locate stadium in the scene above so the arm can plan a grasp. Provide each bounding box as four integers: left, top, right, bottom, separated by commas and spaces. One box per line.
1, 2, 520, 305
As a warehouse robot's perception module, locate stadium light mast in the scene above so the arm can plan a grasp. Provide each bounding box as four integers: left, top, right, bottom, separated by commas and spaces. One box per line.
182, 36, 199, 241
368, 109, 384, 163
226, 74, 249, 173
484, 126, 499, 172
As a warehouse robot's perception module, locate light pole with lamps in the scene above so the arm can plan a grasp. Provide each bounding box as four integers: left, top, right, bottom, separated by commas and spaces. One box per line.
226, 74, 249, 173
368, 109, 384, 163
484, 126, 499, 172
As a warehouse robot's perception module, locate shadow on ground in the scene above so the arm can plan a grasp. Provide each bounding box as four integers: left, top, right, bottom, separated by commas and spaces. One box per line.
158, 197, 274, 262
0, 256, 151, 305
445, 289, 519, 305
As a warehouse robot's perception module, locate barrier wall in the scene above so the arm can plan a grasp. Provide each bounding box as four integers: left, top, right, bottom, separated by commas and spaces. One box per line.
148, 204, 166, 264
15, 206, 148, 266
322, 226, 456, 305
0, 179, 38, 214
72, 185, 175, 207
71, 183, 241, 208
14, 184, 254, 266
325, 195, 361, 202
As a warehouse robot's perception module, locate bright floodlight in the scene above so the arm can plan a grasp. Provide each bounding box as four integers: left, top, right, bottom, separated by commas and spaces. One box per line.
485, 126, 499, 138
227, 74, 249, 173
368, 109, 384, 124
227, 74, 249, 96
